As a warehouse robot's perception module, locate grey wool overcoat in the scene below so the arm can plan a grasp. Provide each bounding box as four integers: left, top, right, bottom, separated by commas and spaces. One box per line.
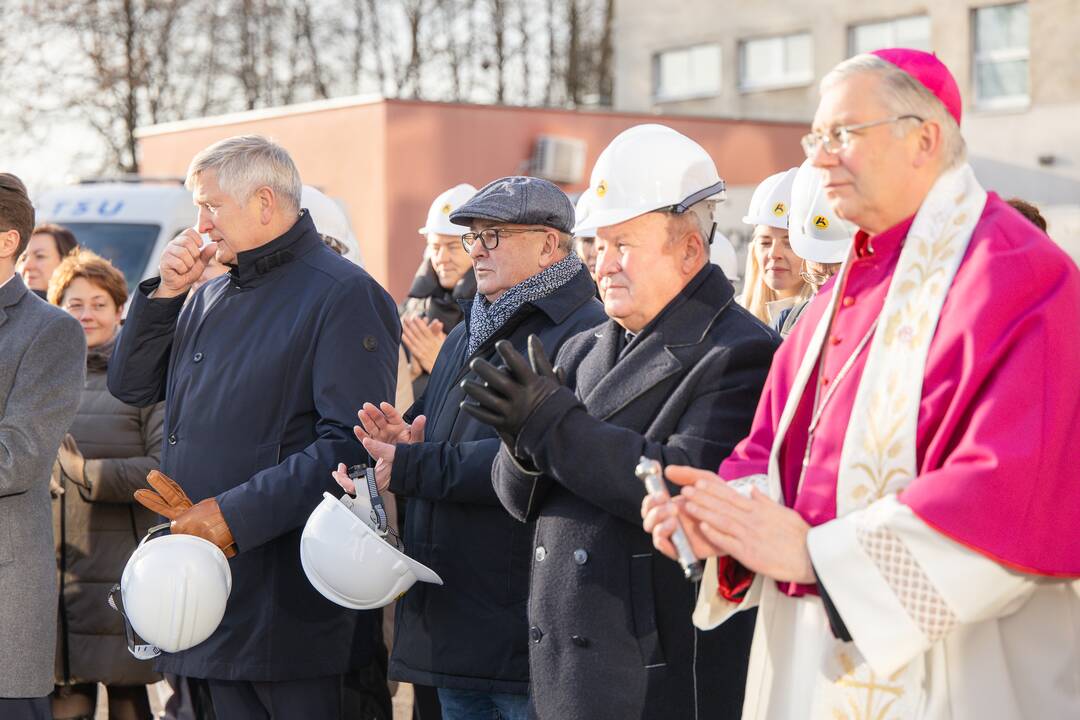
0, 274, 86, 697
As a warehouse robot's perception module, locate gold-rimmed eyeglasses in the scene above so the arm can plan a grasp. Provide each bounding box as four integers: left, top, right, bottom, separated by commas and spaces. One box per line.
800, 115, 923, 158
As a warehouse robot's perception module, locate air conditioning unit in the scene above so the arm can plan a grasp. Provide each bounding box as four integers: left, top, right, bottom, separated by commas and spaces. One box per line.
530, 135, 587, 184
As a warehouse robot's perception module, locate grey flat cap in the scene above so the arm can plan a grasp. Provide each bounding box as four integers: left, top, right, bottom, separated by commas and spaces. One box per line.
449, 176, 575, 235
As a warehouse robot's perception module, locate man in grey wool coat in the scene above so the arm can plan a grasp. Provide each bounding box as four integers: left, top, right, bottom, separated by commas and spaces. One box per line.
0, 173, 86, 719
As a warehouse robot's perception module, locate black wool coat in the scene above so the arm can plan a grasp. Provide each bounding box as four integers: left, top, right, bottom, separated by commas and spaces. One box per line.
388, 266, 606, 695
108, 212, 400, 681
491, 264, 779, 720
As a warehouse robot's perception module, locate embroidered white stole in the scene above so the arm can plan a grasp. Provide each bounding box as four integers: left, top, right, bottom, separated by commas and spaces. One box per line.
746, 164, 988, 718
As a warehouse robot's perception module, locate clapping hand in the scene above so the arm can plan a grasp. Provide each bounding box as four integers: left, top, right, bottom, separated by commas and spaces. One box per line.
401, 317, 446, 374
459, 335, 565, 451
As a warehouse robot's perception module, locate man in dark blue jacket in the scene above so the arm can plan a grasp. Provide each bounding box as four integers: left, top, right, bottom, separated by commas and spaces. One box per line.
108, 135, 399, 719
344, 177, 605, 719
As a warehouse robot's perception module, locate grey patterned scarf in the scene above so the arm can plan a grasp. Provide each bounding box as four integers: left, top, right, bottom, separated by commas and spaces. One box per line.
467, 253, 583, 355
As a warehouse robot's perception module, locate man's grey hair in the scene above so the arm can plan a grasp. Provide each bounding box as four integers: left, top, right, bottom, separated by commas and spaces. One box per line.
821, 54, 966, 170
668, 200, 716, 247
556, 231, 573, 253
186, 135, 303, 212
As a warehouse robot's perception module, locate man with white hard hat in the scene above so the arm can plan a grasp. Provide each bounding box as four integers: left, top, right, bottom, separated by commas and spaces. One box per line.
399, 184, 478, 400
771, 159, 856, 336
571, 193, 599, 288
645, 49, 1080, 718
461, 124, 778, 719
738, 168, 810, 327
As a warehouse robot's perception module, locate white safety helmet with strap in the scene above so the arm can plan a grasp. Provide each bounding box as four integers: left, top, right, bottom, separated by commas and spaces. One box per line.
301, 466, 442, 610
419, 184, 477, 236
788, 159, 855, 264
573, 193, 596, 240
742, 168, 798, 228
572, 124, 725, 237
109, 526, 232, 659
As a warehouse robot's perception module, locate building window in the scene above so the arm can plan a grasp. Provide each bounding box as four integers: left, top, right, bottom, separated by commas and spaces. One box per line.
653, 44, 722, 101
973, 2, 1030, 109
849, 15, 932, 56
739, 33, 813, 91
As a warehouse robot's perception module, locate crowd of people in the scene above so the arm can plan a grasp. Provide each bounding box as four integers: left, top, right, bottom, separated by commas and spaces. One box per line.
0, 47, 1077, 720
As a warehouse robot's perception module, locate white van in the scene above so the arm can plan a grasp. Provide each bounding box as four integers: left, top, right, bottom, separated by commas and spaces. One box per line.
34, 179, 362, 295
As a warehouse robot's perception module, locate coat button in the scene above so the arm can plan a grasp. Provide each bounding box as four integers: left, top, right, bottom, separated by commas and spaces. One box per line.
168, 433, 177, 445
842, 296, 855, 307
535, 546, 547, 562
193, 352, 203, 363
529, 626, 543, 643
570, 635, 589, 648
573, 549, 588, 565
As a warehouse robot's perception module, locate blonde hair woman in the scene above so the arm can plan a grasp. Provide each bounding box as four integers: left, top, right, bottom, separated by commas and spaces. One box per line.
737, 168, 811, 326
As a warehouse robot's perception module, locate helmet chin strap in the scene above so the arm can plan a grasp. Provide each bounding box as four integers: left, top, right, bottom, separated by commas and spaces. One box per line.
667, 181, 725, 245
343, 464, 389, 533
109, 584, 162, 660
108, 522, 172, 660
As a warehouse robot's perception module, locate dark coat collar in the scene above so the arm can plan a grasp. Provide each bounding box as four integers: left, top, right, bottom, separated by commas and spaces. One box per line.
230, 211, 321, 288
577, 264, 735, 420
408, 263, 476, 302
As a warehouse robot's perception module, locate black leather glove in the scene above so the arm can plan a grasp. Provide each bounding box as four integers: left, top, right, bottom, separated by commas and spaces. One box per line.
460, 335, 566, 452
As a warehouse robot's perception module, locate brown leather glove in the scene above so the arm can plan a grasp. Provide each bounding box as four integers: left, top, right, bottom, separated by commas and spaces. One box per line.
172, 498, 237, 558
135, 470, 237, 558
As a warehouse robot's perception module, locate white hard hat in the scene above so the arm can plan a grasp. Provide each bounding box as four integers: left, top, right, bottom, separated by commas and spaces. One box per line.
419, 184, 477, 236
302, 185, 350, 244
573, 194, 595, 239
302, 185, 363, 265
742, 168, 798, 228
301, 492, 442, 610
572, 124, 725, 236
710, 230, 739, 281
788, 160, 855, 264
110, 529, 232, 659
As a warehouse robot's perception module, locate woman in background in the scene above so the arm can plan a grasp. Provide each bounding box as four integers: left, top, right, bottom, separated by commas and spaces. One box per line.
737, 168, 811, 325
48, 250, 163, 720
18, 222, 78, 298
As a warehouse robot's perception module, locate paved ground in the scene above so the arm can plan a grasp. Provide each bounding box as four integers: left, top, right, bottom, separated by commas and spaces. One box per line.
93, 680, 415, 718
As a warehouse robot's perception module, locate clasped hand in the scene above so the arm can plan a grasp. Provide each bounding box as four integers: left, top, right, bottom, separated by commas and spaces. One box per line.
641, 466, 815, 585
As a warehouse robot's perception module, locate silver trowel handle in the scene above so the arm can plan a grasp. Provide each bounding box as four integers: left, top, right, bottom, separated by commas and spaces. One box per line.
636, 457, 704, 583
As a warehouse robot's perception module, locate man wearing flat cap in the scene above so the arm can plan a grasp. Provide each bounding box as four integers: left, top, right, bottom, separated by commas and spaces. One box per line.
339, 176, 605, 718
460, 125, 778, 719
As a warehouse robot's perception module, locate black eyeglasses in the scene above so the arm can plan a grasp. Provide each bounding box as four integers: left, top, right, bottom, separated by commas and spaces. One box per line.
460, 227, 550, 253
